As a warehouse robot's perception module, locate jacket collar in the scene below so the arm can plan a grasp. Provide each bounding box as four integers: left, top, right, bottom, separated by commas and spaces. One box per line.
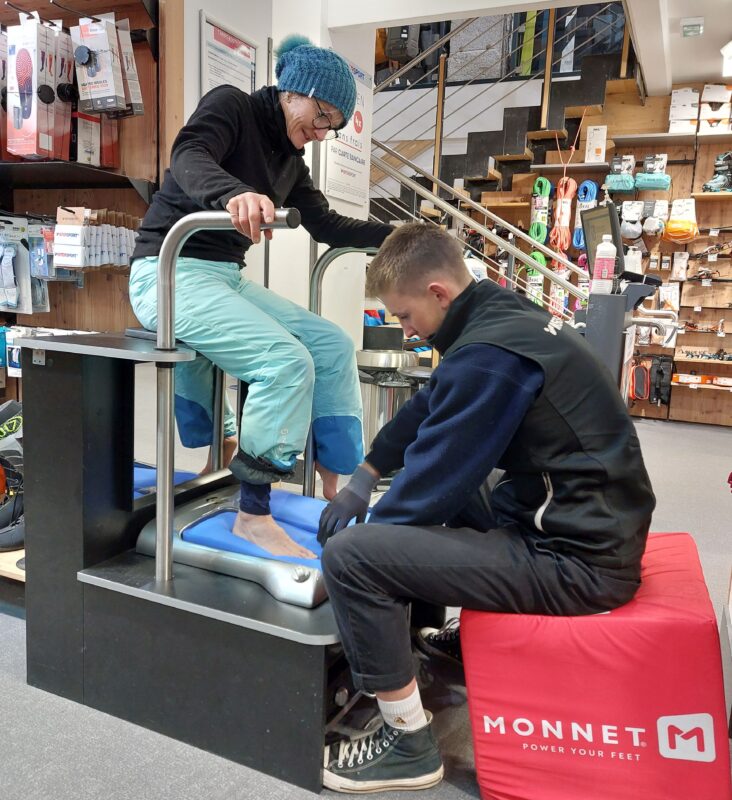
251, 85, 304, 157
428, 280, 484, 354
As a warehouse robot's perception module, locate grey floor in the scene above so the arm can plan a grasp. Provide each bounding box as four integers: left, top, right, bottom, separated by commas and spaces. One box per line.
0, 380, 730, 799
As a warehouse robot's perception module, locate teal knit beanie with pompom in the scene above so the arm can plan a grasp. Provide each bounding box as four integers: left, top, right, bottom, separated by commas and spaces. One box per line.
275, 35, 357, 123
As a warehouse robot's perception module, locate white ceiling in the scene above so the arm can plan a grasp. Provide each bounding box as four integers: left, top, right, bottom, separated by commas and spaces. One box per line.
627, 0, 732, 94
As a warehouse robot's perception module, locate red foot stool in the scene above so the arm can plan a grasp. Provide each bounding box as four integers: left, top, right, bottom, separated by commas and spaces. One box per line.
461, 533, 732, 800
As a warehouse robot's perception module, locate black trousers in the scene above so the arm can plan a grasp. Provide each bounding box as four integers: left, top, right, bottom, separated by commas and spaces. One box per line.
321, 485, 640, 692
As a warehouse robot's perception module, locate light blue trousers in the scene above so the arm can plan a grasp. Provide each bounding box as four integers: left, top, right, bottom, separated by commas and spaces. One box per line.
129, 257, 364, 476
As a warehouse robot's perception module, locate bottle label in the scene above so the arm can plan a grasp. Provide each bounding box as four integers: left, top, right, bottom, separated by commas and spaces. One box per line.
593, 255, 615, 281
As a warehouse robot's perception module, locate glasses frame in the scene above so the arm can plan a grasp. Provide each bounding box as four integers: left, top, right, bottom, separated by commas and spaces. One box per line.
312, 98, 341, 140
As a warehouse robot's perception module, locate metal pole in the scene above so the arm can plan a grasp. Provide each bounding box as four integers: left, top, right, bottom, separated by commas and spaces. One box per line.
211, 366, 225, 472
540, 8, 556, 130
302, 246, 379, 497
154, 208, 300, 583
431, 53, 447, 196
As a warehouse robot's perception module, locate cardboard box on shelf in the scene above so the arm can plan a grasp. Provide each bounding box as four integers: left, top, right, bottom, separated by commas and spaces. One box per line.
698, 119, 732, 134
71, 110, 100, 166
114, 20, 144, 117
70, 14, 126, 113
50, 22, 74, 160
699, 102, 732, 120
6, 19, 56, 159
668, 119, 698, 134
701, 84, 732, 104
584, 125, 607, 163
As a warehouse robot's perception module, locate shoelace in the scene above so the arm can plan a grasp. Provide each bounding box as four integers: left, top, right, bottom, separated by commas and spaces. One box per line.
335, 725, 401, 769
430, 618, 460, 643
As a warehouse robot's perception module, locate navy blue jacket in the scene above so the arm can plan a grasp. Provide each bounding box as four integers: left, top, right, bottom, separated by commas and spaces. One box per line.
366, 343, 544, 525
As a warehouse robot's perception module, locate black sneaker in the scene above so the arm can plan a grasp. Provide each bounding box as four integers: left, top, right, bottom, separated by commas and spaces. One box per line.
323, 713, 444, 793
415, 618, 462, 665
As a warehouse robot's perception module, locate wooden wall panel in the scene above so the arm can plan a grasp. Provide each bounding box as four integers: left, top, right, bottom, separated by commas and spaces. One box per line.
159, 0, 185, 173
117, 44, 159, 182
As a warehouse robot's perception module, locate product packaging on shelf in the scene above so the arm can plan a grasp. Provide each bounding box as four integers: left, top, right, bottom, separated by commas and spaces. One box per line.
701, 84, 732, 104
115, 19, 144, 116
0, 31, 13, 160
70, 14, 126, 113
6, 17, 56, 159
0, 216, 34, 315
50, 21, 75, 161
71, 110, 101, 165
53, 207, 91, 269
584, 125, 607, 163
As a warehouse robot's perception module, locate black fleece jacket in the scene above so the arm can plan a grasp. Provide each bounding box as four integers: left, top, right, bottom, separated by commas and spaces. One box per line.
133, 85, 392, 264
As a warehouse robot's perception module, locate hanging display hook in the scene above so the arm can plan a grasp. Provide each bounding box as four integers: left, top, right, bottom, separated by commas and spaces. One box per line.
48, 0, 102, 23
4, 1, 33, 18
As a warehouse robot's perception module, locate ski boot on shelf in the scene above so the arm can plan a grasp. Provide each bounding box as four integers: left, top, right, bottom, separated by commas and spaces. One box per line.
702, 152, 732, 192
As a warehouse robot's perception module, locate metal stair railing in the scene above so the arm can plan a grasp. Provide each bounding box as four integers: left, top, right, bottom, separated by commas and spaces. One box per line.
373, 4, 621, 149
371, 153, 586, 311
373, 138, 587, 282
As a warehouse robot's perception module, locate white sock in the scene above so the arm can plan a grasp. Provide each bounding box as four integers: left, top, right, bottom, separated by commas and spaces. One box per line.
377, 685, 428, 732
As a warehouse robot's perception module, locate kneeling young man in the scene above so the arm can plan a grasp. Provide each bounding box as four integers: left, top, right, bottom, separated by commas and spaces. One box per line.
317, 223, 655, 794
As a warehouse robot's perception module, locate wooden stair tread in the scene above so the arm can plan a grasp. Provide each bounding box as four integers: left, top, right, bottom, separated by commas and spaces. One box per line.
464, 168, 502, 182
494, 147, 534, 163
527, 128, 568, 141
605, 78, 639, 95
565, 104, 603, 118
370, 140, 433, 184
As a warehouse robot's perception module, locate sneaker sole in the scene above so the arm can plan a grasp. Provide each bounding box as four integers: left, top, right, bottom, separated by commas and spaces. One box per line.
323, 764, 444, 793
413, 631, 463, 666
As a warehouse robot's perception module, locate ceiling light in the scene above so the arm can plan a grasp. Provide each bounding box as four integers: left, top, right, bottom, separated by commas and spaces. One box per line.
681, 17, 704, 37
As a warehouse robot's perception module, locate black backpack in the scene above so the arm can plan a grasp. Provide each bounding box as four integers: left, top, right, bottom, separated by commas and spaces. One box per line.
385, 26, 421, 62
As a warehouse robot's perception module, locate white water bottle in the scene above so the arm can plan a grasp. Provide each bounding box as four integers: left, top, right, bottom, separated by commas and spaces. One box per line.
591, 234, 616, 294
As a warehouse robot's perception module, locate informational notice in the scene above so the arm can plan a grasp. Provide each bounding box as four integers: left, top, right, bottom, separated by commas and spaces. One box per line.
325, 61, 371, 207
200, 13, 256, 97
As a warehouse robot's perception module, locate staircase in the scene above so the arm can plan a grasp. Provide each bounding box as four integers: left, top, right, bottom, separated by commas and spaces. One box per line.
368, 4, 636, 317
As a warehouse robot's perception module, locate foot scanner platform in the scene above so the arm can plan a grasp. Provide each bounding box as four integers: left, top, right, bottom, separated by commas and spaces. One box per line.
135, 486, 329, 608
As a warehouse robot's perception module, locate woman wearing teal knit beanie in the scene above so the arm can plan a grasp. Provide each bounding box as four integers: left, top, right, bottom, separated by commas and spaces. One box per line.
129, 35, 392, 558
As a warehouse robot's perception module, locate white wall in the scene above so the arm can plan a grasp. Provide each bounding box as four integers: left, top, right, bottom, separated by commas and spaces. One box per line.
328, 0, 598, 31
270, 0, 378, 346
182, 0, 274, 284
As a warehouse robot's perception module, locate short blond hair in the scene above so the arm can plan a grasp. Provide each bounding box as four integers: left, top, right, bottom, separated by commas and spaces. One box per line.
366, 223, 467, 296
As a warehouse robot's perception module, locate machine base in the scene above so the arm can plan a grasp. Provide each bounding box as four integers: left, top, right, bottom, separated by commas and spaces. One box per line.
136, 487, 328, 608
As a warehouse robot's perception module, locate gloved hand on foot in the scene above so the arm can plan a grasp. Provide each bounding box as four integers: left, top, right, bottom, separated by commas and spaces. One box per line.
317, 463, 379, 546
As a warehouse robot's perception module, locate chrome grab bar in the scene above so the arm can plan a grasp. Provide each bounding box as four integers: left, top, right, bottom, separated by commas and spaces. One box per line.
302, 246, 380, 497
154, 208, 301, 583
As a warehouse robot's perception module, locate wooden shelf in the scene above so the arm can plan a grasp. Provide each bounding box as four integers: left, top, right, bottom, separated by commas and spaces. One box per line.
0, 161, 154, 204
673, 383, 732, 392
475, 200, 530, 209
530, 162, 609, 174
692, 192, 732, 201
674, 356, 732, 365
0, 549, 24, 583
612, 132, 696, 146
697, 131, 732, 145
0, 0, 157, 27
527, 129, 568, 141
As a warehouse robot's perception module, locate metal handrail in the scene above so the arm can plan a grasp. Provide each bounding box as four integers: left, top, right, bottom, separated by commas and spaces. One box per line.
154, 208, 300, 582
375, 17, 477, 93
302, 246, 380, 497
373, 154, 585, 303
368, 189, 568, 314
372, 139, 587, 285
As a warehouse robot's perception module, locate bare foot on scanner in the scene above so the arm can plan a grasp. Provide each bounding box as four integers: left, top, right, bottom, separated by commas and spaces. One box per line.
315, 462, 339, 501
233, 511, 316, 559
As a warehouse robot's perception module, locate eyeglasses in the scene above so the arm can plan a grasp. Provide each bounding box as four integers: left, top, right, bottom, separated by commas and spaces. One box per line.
312, 98, 341, 140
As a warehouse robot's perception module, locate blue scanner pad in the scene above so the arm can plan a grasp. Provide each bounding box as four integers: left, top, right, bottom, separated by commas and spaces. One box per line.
133, 463, 198, 498
182, 489, 327, 569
